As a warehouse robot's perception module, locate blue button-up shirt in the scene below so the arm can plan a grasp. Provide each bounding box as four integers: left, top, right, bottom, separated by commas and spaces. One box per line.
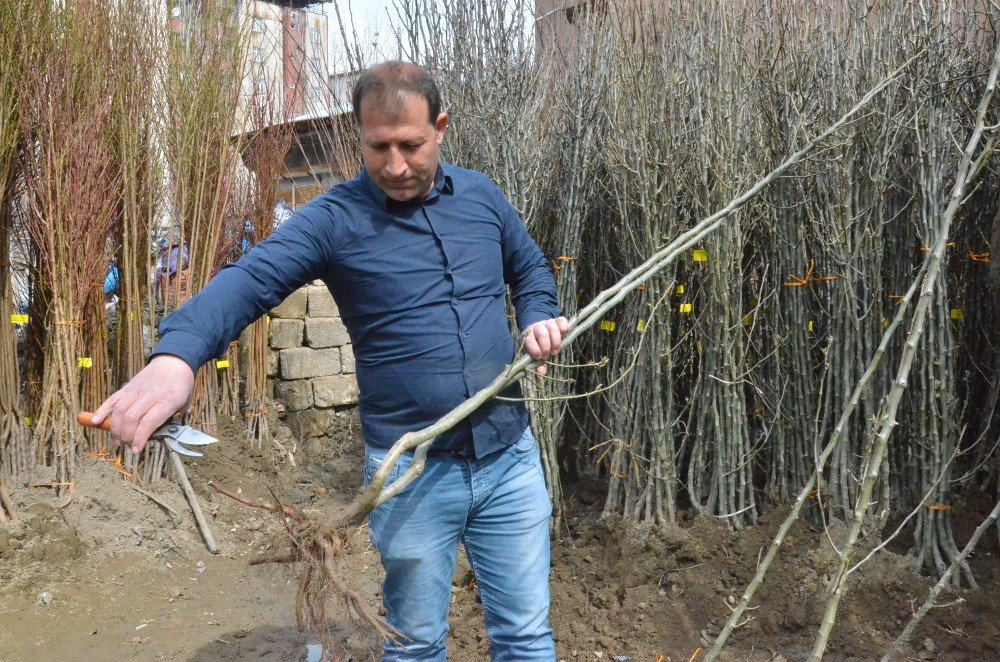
152, 163, 561, 458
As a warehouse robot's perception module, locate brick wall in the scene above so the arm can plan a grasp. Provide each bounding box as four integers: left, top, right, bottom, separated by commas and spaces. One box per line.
268, 281, 358, 439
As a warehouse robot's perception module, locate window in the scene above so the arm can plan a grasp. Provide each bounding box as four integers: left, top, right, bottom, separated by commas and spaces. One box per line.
252, 18, 265, 33
309, 27, 322, 47
252, 47, 263, 63
309, 84, 326, 106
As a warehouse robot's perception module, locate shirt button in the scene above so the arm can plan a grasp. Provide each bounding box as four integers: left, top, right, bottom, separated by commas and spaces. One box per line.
444, 269, 453, 279
462, 332, 469, 339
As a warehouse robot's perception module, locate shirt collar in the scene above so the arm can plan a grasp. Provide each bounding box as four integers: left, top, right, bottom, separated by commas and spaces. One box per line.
361, 163, 454, 211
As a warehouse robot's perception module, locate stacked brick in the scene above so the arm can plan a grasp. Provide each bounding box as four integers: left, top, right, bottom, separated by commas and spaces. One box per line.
268, 282, 358, 439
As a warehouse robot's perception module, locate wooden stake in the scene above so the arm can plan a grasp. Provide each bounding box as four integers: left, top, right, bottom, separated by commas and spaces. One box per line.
170, 453, 217, 554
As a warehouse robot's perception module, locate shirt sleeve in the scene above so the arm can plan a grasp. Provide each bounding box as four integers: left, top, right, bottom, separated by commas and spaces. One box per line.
494, 184, 562, 331
151, 204, 335, 374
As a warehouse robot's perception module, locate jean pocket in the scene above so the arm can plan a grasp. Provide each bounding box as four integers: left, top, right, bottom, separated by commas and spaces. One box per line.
364, 451, 389, 488
363, 450, 413, 489
511, 428, 537, 454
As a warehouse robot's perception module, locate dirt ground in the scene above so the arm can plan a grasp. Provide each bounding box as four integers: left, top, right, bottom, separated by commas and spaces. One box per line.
2, 414, 999, 661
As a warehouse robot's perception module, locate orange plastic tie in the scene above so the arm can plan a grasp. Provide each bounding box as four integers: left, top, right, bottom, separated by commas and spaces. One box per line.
968, 248, 990, 263
53, 320, 83, 327
921, 242, 955, 253
551, 257, 577, 274
785, 260, 837, 287
925, 504, 952, 511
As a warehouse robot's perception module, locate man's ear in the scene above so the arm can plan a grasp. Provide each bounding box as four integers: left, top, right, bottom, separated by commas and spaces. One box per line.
435, 112, 448, 144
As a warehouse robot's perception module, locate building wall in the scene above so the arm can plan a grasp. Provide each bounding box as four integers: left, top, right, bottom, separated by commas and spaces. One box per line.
279, 6, 330, 118
246, 2, 285, 118
237, 1, 349, 210
535, 0, 578, 55
301, 10, 331, 115
268, 281, 360, 437
535, 0, 606, 57
281, 8, 307, 117
242, 1, 330, 130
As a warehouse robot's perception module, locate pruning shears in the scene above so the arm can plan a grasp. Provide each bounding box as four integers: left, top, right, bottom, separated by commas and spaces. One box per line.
77, 411, 218, 457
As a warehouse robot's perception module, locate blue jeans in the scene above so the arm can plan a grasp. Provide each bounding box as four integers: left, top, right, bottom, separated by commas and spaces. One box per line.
364, 427, 555, 661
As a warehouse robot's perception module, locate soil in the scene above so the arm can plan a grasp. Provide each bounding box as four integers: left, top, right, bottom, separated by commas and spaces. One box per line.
2, 414, 999, 662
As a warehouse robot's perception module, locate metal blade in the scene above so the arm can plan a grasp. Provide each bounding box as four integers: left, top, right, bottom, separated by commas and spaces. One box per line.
169, 425, 218, 447
164, 436, 205, 457
151, 422, 219, 458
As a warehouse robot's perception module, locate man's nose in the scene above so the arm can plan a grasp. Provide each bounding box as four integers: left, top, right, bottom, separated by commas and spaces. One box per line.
385, 149, 408, 178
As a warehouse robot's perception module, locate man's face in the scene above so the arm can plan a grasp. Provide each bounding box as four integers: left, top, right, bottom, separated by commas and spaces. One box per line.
359, 93, 448, 203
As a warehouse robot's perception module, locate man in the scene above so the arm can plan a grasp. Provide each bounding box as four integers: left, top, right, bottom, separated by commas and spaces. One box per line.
93, 61, 566, 660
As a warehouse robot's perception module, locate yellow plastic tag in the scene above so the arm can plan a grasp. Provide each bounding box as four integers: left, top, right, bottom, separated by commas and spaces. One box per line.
679, 303, 693, 314
637, 320, 646, 332
808, 321, 814, 332
129, 312, 134, 321
693, 249, 708, 263
599, 320, 616, 332
10, 314, 28, 325
743, 314, 753, 325
950, 309, 964, 320
676, 285, 685, 295
24, 417, 31, 426
883, 318, 889, 328
216, 359, 230, 369
78, 357, 93, 369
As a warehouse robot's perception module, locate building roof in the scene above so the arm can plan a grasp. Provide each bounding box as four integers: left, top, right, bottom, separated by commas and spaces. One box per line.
234, 103, 353, 145
289, 102, 353, 125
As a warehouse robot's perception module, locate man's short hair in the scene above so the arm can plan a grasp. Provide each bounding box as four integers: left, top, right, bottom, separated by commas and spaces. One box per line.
351, 61, 442, 125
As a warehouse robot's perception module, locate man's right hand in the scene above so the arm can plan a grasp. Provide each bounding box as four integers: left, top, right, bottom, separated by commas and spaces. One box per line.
91, 355, 195, 455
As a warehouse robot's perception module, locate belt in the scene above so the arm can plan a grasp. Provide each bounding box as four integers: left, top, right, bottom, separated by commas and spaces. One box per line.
424, 447, 472, 459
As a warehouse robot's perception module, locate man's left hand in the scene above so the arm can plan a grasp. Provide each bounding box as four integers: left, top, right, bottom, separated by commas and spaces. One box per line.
522, 317, 570, 376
